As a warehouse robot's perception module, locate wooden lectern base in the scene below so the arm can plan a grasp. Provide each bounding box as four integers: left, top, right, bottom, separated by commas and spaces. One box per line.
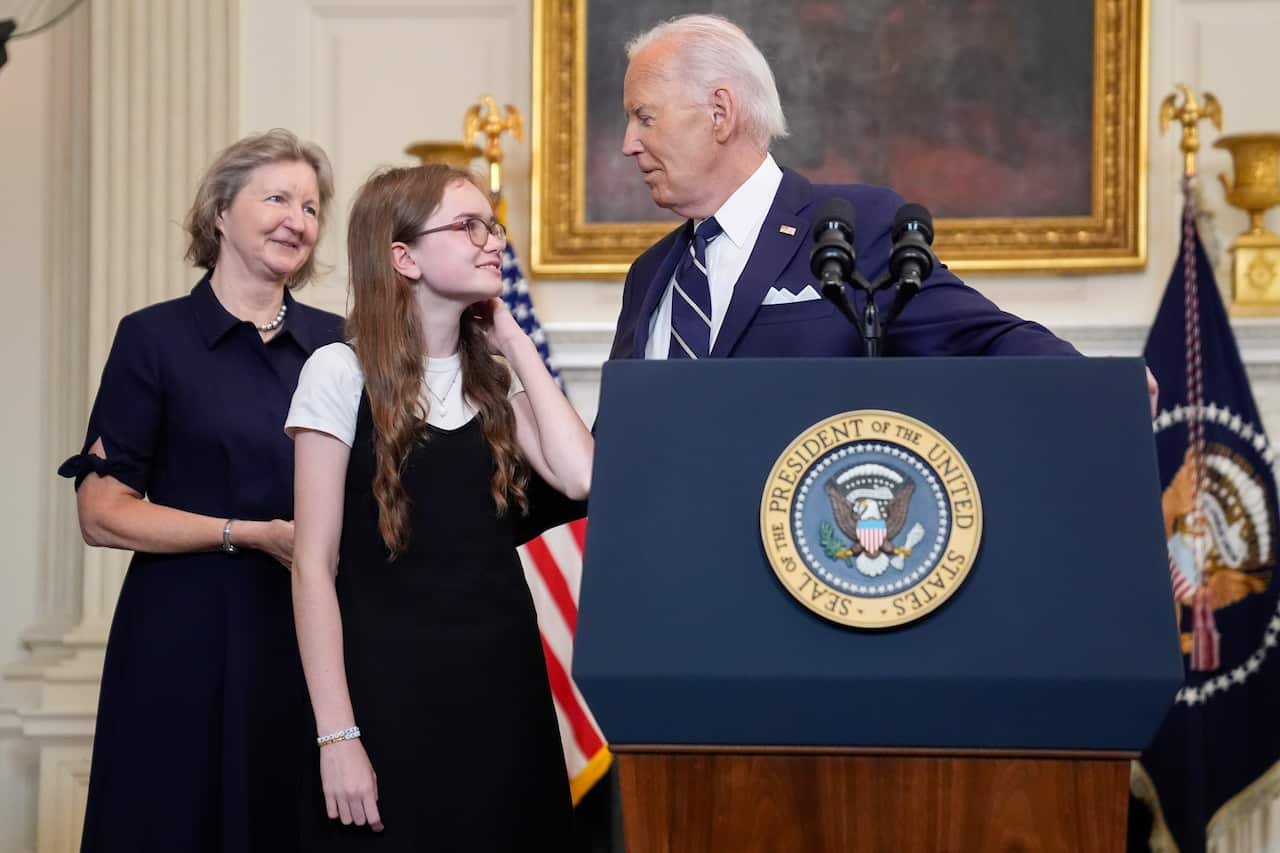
615, 748, 1134, 853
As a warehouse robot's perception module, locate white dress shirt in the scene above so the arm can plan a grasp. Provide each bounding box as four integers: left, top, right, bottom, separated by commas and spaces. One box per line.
644, 154, 785, 360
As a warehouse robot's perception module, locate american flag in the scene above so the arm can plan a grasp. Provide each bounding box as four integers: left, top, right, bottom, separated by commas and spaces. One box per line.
502, 244, 562, 390
501, 242, 611, 802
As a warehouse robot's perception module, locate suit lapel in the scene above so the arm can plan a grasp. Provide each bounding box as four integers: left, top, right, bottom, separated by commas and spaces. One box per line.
711, 168, 814, 357
631, 221, 694, 358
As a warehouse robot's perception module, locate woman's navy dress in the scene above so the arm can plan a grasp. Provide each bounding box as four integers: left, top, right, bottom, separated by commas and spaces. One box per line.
59, 275, 343, 853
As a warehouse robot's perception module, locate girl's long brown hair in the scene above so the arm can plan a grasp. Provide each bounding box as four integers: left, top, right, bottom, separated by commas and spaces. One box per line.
345, 165, 528, 558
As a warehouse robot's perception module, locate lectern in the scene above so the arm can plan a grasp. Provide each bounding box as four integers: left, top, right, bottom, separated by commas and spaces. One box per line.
574, 358, 1182, 852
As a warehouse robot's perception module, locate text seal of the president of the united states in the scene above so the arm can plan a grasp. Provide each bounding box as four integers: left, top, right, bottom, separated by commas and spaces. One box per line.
760, 410, 983, 629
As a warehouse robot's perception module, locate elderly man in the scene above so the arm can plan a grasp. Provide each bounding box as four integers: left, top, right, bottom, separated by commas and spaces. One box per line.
587, 15, 1081, 852
577, 15, 1157, 851
608, 13, 1082, 363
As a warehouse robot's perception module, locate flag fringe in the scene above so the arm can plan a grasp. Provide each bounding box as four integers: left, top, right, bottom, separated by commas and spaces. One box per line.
570, 746, 613, 806
1131, 759, 1183, 853
1132, 756, 1280, 852
1207, 755, 1280, 849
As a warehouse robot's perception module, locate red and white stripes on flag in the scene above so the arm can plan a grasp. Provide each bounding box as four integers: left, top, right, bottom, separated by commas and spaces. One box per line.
1169, 556, 1195, 601
498, 239, 609, 800
517, 518, 611, 803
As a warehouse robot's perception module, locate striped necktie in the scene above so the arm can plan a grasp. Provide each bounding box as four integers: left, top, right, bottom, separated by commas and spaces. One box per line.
668, 217, 723, 359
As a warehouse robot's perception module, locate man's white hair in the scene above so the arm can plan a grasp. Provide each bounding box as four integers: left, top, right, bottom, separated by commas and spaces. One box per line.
626, 14, 788, 150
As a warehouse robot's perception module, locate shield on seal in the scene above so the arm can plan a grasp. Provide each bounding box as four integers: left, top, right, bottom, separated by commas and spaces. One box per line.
856, 519, 887, 554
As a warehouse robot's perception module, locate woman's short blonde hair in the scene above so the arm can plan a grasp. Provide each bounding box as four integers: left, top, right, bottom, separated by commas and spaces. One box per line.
184, 128, 335, 289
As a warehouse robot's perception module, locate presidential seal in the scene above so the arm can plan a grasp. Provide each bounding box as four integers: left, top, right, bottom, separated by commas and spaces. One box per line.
1154, 402, 1278, 667
760, 410, 982, 629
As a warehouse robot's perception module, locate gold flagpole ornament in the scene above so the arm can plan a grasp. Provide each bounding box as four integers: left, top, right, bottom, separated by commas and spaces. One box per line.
464, 95, 524, 205
1158, 84, 1222, 179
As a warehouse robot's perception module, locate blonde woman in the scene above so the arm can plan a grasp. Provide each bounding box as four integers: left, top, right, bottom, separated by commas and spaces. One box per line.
60, 129, 343, 852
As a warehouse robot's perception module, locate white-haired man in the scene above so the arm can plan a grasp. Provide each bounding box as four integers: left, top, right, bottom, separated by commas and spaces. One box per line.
610, 13, 1083, 364
581, 17, 1158, 850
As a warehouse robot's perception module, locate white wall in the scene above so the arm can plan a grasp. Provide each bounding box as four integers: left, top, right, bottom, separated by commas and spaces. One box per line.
0, 0, 50, 667
237, 0, 534, 321
0, 28, 52, 853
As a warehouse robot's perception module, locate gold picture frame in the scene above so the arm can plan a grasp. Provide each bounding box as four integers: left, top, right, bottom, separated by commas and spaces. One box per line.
532, 0, 1148, 277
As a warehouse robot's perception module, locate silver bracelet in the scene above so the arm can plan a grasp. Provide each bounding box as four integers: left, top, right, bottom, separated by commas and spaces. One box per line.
221, 519, 238, 555
316, 725, 361, 748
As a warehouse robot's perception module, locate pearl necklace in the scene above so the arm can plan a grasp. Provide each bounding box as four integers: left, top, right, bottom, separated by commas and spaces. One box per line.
255, 302, 288, 332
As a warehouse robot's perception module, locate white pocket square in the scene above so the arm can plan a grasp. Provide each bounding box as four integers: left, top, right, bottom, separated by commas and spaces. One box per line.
762, 284, 823, 305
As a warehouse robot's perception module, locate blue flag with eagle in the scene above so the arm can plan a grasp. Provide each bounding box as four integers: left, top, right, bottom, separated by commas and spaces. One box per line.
1130, 178, 1280, 852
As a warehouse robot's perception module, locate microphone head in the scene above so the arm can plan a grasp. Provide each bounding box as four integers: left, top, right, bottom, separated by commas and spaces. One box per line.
892, 203, 934, 245
809, 197, 857, 281
812, 197, 856, 242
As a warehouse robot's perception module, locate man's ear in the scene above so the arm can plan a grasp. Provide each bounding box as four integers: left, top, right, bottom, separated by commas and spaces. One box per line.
390, 242, 420, 281
711, 85, 737, 143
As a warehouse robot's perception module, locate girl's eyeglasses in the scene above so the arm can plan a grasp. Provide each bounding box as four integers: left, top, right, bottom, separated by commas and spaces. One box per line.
417, 218, 507, 248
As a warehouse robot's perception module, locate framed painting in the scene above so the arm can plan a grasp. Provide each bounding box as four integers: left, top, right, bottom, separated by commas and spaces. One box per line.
531, 0, 1147, 276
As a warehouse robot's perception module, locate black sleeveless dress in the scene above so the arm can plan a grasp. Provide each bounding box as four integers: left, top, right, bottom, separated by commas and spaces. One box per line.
302, 393, 574, 851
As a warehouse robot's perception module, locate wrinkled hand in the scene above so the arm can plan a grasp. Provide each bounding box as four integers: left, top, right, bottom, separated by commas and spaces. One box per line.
474, 297, 526, 356
320, 739, 383, 832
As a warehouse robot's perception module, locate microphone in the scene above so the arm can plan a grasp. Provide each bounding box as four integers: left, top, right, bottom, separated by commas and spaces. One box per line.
809, 197, 856, 286
885, 203, 935, 326
809, 198, 859, 325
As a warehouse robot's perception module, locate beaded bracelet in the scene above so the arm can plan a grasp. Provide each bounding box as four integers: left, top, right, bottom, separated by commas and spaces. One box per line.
316, 726, 361, 748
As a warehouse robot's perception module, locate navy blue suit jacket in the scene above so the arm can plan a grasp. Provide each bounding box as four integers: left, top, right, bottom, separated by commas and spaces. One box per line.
608, 168, 1079, 360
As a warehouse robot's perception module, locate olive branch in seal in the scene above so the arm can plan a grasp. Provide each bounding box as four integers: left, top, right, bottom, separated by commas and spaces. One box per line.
819, 520, 856, 566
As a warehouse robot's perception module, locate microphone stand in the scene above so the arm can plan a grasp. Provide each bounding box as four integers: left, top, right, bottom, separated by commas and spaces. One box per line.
826, 269, 890, 359
813, 203, 933, 359
818, 206, 935, 359
860, 281, 883, 359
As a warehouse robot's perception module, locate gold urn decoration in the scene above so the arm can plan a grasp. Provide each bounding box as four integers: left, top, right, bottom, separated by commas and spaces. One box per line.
1215, 132, 1280, 314
403, 141, 482, 170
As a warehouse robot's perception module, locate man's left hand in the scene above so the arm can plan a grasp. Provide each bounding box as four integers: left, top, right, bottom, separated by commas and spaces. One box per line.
1147, 366, 1159, 418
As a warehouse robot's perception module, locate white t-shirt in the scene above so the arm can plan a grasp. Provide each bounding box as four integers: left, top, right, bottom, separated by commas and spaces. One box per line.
284, 342, 523, 446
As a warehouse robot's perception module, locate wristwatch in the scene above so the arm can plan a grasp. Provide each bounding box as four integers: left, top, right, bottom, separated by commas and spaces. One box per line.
222, 519, 239, 555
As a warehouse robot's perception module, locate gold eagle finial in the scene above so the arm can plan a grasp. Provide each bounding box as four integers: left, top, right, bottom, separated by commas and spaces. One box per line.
1159, 84, 1223, 177
463, 96, 524, 202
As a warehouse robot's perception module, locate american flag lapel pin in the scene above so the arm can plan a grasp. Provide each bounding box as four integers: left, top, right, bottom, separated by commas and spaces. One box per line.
779, 224, 797, 236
